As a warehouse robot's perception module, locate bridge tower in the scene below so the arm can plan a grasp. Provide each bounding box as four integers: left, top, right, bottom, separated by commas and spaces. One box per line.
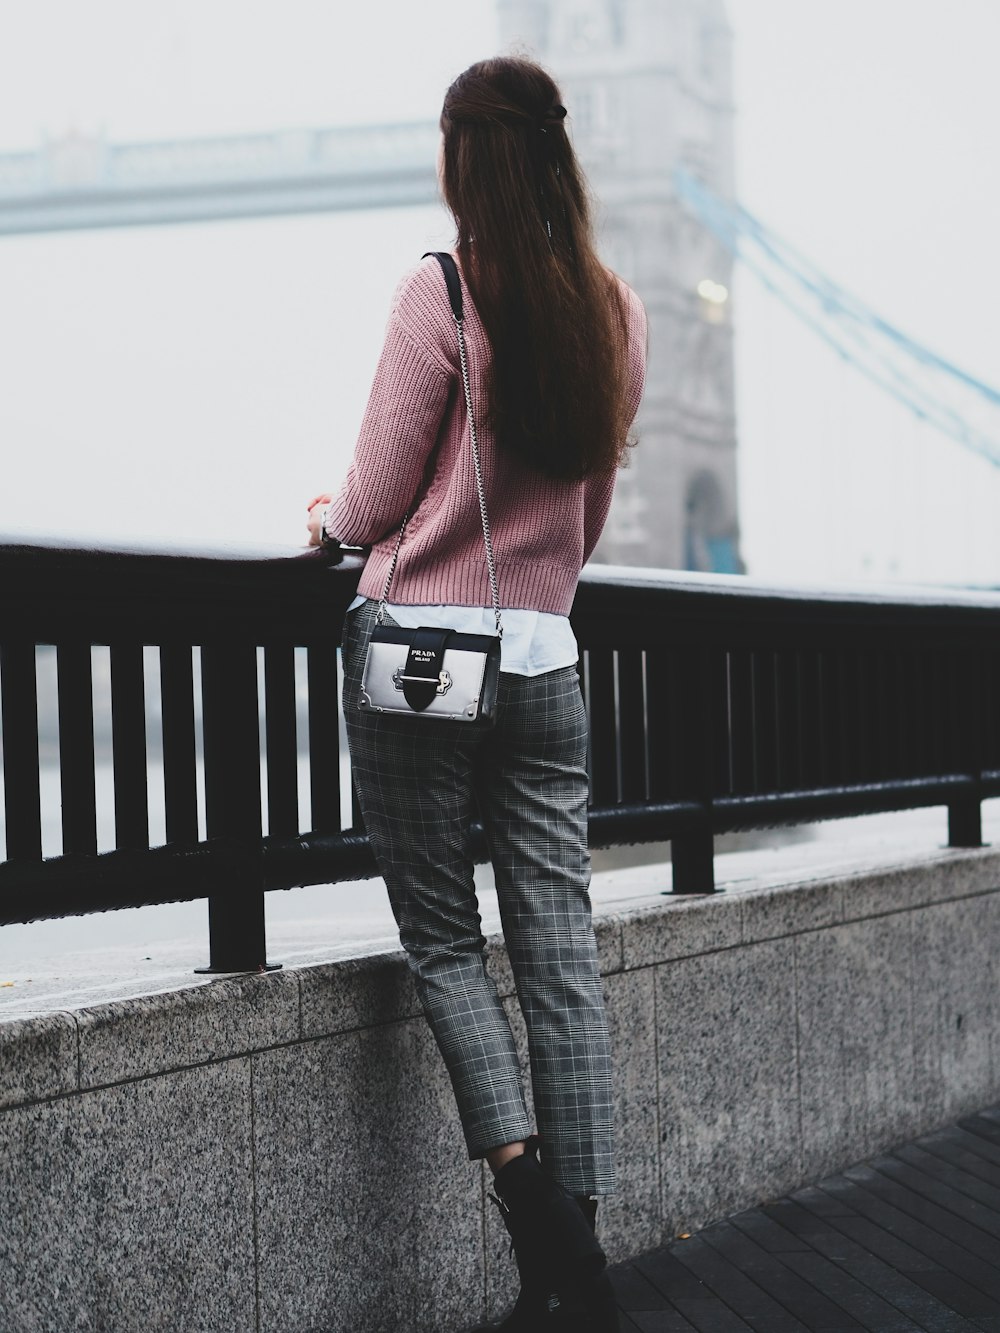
498, 0, 742, 572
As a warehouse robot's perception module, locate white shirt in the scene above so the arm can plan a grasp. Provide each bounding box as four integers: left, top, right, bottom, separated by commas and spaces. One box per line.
346, 595, 578, 676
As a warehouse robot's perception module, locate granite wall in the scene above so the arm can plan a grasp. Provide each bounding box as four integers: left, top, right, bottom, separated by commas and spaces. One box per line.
3, 846, 1000, 1332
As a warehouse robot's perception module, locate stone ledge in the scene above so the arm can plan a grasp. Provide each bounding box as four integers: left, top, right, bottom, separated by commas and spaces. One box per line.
3, 844, 1000, 1105
2, 842, 1000, 1331
0, 1011, 78, 1110
75, 967, 300, 1089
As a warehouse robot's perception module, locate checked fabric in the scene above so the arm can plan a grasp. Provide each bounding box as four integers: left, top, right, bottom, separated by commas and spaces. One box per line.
340, 598, 616, 1195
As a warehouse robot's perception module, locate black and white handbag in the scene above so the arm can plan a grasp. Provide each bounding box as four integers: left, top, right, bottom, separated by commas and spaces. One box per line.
358, 252, 503, 727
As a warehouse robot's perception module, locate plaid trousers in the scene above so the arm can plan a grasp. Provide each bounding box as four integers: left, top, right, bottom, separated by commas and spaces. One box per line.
340, 599, 615, 1196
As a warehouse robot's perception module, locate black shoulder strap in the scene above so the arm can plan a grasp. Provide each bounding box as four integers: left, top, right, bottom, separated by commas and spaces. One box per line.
422, 251, 463, 322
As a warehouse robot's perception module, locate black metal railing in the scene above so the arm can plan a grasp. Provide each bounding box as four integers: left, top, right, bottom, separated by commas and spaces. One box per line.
2, 536, 999, 972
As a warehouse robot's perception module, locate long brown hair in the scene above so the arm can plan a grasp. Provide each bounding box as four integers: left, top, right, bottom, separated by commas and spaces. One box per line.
440, 56, 634, 481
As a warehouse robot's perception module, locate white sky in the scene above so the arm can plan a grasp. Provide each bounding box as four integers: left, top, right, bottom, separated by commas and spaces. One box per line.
1, 1, 999, 583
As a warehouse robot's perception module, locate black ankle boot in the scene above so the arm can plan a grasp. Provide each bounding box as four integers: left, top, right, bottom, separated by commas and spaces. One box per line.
495, 1145, 606, 1276
472, 1142, 614, 1331
475, 1194, 554, 1331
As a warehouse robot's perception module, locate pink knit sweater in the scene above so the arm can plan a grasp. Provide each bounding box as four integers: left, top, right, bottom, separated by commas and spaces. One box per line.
326, 255, 648, 616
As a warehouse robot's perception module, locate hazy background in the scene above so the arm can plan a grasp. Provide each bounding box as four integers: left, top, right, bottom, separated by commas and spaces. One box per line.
3, 1, 1000, 971
1, 1, 999, 584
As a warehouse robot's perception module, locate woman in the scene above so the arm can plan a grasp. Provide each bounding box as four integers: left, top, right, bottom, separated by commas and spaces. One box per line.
308, 56, 646, 1332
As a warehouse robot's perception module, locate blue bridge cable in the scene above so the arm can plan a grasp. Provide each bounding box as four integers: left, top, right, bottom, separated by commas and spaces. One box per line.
673, 166, 1000, 465
721, 214, 978, 454
734, 205, 995, 431
673, 166, 1000, 469
671, 176, 957, 428
737, 198, 1000, 403
673, 168, 994, 428
674, 164, 1000, 407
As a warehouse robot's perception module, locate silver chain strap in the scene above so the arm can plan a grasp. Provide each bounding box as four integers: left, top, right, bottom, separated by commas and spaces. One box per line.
377, 311, 503, 639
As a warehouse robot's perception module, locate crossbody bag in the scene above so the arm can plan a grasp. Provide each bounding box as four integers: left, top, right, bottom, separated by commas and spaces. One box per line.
358, 251, 503, 727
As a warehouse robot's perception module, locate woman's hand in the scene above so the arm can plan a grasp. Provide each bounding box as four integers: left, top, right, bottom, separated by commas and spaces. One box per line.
306, 492, 334, 546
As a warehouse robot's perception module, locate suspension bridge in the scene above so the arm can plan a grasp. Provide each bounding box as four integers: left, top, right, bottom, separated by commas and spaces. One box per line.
2, 121, 993, 478
0, 122, 439, 233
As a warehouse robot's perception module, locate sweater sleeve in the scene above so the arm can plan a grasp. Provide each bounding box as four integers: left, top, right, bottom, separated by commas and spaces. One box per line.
323, 314, 451, 547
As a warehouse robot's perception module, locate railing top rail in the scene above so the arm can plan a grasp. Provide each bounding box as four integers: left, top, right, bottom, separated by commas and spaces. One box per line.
579, 563, 1000, 612
0, 536, 363, 643
3, 538, 1000, 641
0, 533, 330, 563
3, 534, 1000, 605
576, 559, 1000, 615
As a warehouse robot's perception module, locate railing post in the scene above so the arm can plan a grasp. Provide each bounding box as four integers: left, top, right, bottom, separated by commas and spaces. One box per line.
948, 801, 982, 848
0, 642, 43, 861
669, 643, 720, 894
195, 642, 280, 974
671, 827, 715, 894
948, 644, 984, 849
